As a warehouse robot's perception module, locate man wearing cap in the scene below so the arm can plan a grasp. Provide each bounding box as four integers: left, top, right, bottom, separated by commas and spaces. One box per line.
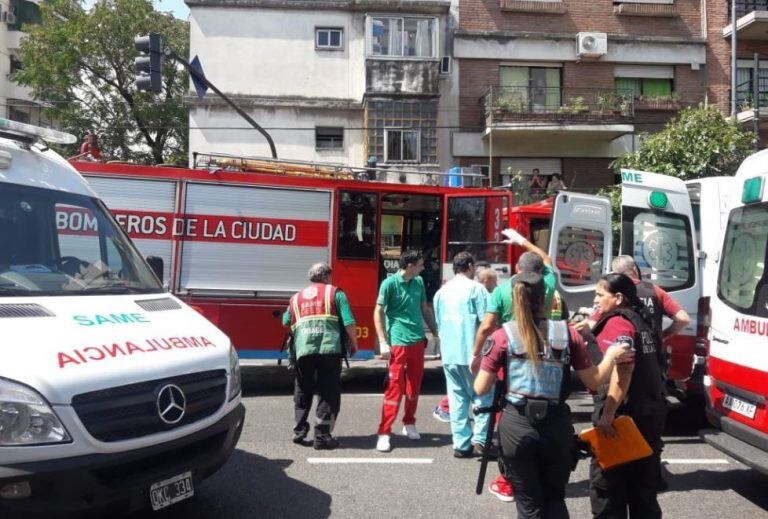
283, 262, 358, 450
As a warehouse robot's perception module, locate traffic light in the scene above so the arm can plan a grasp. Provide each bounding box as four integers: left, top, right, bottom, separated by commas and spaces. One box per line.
134, 33, 163, 93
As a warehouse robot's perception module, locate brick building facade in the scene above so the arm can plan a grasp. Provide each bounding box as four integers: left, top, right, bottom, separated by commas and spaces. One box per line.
453, 0, 707, 189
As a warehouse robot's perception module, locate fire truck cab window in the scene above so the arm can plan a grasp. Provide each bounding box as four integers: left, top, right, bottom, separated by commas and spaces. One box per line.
446, 197, 506, 265
620, 207, 694, 291
555, 225, 605, 287
337, 191, 378, 260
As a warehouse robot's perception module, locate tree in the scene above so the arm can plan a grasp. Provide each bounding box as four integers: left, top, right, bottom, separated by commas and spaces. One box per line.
613, 104, 755, 178
600, 104, 756, 250
13, 0, 189, 164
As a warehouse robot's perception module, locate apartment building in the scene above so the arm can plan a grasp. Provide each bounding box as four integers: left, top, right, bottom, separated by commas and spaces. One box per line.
715, 0, 768, 144
452, 0, 707, 190
1, 0, 45, 125
185, 0, 457, 182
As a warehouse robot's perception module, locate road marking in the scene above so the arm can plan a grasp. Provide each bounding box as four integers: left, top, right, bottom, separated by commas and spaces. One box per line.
307, 457, 434, 464
662, 459, 730, 464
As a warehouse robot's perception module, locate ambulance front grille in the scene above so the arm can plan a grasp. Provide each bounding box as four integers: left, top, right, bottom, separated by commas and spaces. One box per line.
0, 303, 55, 318
134, 297, 182, 312
71, 369, 227, 442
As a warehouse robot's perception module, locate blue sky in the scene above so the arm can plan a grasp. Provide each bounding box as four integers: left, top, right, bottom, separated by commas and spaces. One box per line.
153, 0, 189, 20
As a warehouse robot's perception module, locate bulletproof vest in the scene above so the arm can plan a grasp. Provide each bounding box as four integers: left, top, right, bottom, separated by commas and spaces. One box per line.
290, 283, 342, 359
635, 281, 665, 371
504, 320, 570, 405
592, 308, 664, 409
635, 281, 663, 337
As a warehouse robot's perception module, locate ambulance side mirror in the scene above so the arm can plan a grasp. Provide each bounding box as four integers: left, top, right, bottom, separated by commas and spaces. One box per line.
146, 255, 164, 282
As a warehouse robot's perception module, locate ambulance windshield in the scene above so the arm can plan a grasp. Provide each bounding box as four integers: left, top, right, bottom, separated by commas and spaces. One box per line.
0, 183, 163, 296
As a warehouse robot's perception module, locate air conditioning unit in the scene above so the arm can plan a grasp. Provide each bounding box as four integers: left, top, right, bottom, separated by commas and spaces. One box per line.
577, 32, 607, 59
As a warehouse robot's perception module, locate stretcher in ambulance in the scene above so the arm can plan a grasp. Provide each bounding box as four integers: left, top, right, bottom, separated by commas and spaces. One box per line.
0, 120, 244, 515
72, 154, 513, 362
699, 151, 768, 476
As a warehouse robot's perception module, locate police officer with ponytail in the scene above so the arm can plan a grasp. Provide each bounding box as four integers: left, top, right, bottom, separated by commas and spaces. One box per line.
589, 273, 666, 518
474, 273, 633, 518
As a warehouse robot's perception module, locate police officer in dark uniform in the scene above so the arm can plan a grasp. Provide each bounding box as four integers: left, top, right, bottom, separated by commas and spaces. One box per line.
611, 255, 691, 373
474, 273, 633, 518
283, 263, 358, 450
589, 273, 666, 518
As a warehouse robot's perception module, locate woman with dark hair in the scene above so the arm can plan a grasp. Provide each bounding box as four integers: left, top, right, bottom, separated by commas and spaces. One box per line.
474, 273, 633, 518
588, 273, 666, 519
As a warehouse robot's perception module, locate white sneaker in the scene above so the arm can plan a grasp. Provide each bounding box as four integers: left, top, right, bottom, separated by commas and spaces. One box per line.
402, 424, 421, 440
376, 434, 391, 452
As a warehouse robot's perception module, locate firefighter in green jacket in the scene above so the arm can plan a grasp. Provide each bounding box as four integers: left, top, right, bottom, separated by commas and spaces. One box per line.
283, 262, 358, 450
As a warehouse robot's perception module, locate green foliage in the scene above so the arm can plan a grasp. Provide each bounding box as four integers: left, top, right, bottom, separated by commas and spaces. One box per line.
13, 0, 189, 164
612, 104, 755, 179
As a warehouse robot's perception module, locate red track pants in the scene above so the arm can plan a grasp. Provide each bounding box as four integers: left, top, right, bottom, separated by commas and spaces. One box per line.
377, 342, 426, 435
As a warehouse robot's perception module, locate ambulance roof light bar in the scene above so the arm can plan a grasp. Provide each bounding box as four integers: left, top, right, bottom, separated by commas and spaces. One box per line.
0, 118, 77, 146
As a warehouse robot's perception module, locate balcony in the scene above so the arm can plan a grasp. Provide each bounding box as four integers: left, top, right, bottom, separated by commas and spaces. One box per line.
483, 86, 634, 126
723, 0, 768, 40
476, 86, 634, 156
365, 60, 440, 96
733, 83, 768, 125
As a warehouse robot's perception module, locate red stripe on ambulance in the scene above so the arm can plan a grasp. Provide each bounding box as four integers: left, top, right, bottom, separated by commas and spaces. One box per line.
57, 336, 218, 368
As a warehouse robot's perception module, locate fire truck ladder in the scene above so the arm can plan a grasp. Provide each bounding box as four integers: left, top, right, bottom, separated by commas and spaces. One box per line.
192, 152, 488, 186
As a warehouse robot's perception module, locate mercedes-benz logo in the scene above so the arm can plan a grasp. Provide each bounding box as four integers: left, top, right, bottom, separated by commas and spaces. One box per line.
156, 384, 186, 425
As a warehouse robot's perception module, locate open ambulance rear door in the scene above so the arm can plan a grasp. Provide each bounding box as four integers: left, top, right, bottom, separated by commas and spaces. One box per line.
547, 192, 613, 312
619, 169, 700, 389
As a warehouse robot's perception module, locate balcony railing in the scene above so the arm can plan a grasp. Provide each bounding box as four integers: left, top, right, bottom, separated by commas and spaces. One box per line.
482, 86, 634, 126
729, 0, 768, 20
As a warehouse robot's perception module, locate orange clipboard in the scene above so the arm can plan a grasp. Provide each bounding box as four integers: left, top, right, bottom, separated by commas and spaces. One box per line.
578, 415, 653, 470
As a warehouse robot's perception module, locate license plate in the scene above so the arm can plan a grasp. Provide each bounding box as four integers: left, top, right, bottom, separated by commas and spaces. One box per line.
722, 394, 757, 419
149, 471, 194, 511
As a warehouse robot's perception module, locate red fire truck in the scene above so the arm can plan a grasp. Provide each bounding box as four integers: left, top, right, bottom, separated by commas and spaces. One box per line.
71, 155, 512, 362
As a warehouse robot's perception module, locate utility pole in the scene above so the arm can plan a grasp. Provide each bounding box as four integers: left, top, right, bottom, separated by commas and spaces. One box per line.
754, 53, 760, 151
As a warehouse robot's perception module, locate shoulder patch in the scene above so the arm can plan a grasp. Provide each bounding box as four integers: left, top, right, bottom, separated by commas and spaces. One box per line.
482, 337, 495, 356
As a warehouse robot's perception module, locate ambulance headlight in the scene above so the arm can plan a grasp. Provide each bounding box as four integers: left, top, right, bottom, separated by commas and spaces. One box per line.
228, 345, 241, 401
0, 378, 70, 446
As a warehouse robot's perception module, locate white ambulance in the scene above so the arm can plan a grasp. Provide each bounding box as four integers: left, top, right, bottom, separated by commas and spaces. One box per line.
0, 119, 244, 515
546, 172, 732, 402
700, 151, 768, 475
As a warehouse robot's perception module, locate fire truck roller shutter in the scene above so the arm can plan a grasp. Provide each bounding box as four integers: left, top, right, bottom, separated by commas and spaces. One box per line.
180, 184, 332, 293
84, 177, 176, 285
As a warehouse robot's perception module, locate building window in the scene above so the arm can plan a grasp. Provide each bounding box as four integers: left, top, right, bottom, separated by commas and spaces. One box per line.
614, 0, 673, 4
614, 65, 674, 98
736, 66, 768, 109
615, 77, 673, 97
366, 100, 437, 165
316, 28, 343, 50
316, 127, 344, 150
385, 129, 420, 162
499, 66, 562, 111
369, 16, 436, 58
9, 55, 22, 75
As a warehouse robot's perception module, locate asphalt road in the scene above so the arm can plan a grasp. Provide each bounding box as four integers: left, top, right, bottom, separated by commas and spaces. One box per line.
134, 365, 768, 519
